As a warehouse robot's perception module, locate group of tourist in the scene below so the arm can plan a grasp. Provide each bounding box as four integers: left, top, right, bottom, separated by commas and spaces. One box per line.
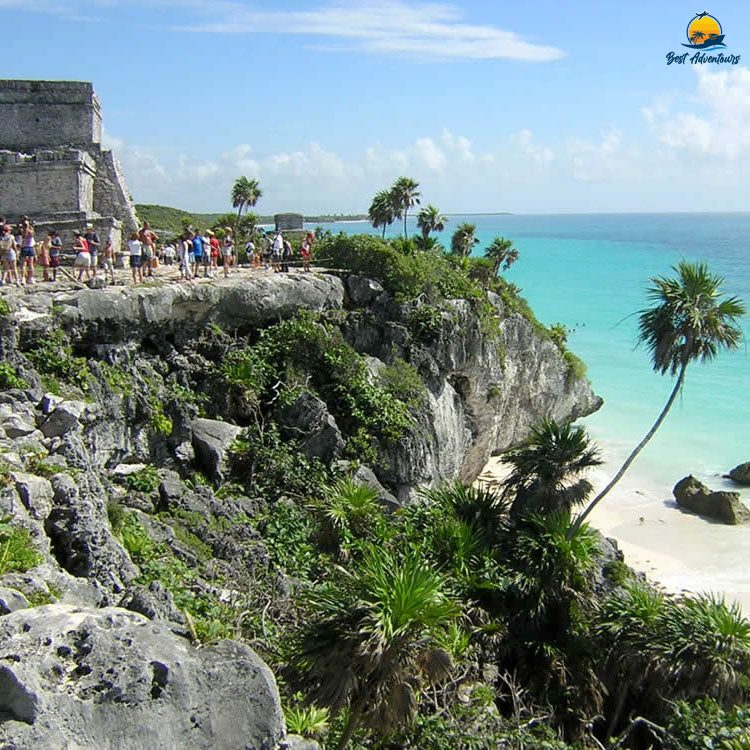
0, 216, 316, 288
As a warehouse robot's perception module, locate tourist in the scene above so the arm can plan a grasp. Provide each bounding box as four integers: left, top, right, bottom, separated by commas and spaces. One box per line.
0, 225, 19, 287
163, 243, 175, 266
200, 231, 211, 278
271, 231, 283, 273
39, 230, 53, 282
84, 223, 99, 278
208, 231, 220, 276
179, 235, 192, 283
191, 230, 204, 278
49, 230, 62, 281
20, 221, 36, 285
128, 232, 143, 284
245, 236, 257, 268
262, 233, 272, 268
101, 239, 116, 284
73, 230, 91, 281
301, 232, 313, 272
139, 221, 158, 277
222, 228, 233, 278
281, 237, 293, 273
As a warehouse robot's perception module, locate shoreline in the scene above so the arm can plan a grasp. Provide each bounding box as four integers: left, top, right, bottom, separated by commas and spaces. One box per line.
478, 455, 750, 613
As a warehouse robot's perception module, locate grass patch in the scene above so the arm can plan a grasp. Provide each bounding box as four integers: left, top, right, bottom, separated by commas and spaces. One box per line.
0, 519, 43, 575
124, 466, 160, 494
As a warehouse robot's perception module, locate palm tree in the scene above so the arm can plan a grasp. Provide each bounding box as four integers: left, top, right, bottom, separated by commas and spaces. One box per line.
295, 547, 458, 749
450, 222, 479, 256
416, 204, 447, 240
231, 176, 262, 240
391, 177, 421, 239
690, 30, 706, 43
571, 261, 745, 535
501, 418, 602, 517
368, 189, 397, 239
484, 236, 519, 275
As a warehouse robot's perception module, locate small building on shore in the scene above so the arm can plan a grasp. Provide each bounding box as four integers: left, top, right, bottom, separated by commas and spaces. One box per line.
274, 213, 303, 232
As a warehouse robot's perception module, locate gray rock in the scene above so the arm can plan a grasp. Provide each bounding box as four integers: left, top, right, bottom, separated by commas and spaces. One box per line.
2, 415, 38, 439
11, 472, 54, 521
347, 275, 385, 307
351, 465, 400, 511
276, 391, 345, 463
44, 473, 138, 593
38, 393, 64, 416
86, 275, 108, 290
119, 581, 186, 626
112, 462, 147, 477
191, 418, 242, 483
282, 736, 322, 750
727, 462, 750, 485
673, 475, 750, 525
0, 587, 29, 614
38, 400, 86, 438
0, 604, 284, 749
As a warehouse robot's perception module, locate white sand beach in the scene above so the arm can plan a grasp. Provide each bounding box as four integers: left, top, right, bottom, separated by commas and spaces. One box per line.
478, 456, 750, 613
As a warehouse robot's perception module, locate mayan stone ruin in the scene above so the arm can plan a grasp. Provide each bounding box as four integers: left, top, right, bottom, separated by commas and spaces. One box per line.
0, 80, 138, 251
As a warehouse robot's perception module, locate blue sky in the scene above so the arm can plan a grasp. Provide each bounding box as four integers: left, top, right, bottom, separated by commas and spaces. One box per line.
3, 1, 750, 214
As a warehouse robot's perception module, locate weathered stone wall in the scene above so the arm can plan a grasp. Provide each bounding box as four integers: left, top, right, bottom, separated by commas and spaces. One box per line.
92, 149, 139, 238
0, 80, 102, 151
0, 150, 96, 217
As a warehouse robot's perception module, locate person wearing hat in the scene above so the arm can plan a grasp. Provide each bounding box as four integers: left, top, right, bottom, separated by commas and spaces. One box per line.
84, 223, 100, 278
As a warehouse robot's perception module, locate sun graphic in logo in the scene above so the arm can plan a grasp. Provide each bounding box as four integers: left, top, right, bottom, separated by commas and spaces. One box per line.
683, 11, 726, 49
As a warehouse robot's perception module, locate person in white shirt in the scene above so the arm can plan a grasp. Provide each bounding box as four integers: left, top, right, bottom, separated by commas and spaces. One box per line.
128, 232, 143, 284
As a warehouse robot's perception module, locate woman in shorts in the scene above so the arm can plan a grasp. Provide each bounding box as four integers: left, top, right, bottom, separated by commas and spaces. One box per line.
49, 230, 62, 281
40, 230, 53, 282
73, 231, 92, 281
222, 228, 233, 278
0, 225, 19, 287
128, 232, 143, 284
20, 222, 36, 285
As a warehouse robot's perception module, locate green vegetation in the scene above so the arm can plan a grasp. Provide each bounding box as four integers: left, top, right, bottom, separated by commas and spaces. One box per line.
0, 298, 11, 316
377, 358, 426, 407
0, 518, 43, 575
0, 362, 28, 390
24, 329, 90, 394
124, 465, 160, 494
135, 204, 224, 235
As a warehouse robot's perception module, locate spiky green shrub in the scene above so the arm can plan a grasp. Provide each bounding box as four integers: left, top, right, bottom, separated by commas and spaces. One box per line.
0, 519, 43, 575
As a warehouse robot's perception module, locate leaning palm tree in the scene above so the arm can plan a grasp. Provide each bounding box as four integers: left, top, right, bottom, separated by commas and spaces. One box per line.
501, 418, 602, 517
450, 222, 479, 257
571, 261, 745, 535
295, 547, 457, 749
368, 189, 397, 239
231, 176, 262, 240
484, 236, 519, 275
416, 204, 447, 240
391, 177, 421, 239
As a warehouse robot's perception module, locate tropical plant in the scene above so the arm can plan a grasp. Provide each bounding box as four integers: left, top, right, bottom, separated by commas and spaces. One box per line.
368, 189, 398, 239
230, 176, 262, 241
501, 418, 602, 517
572, 261, 746, 534
316, 477, 382, 554
484, 236, 519, 275
294, 546, 458, 749
416, 204, 447, 240
391, 177, 421, 239
450, 222, 479, 257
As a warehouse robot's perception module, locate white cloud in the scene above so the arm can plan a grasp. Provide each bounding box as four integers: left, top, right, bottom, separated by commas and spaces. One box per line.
413, 137, 447, 170
441, 129, 475, 163
644, 67, 750, 161
566, 128, 626, 182
511, 129, 554, 166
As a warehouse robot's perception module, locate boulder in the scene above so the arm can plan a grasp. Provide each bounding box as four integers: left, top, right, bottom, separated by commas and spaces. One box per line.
726, 462, 750, 486
119, 581, 186, 626
0, 587, 29, 614
2, 414, 38, 439
347, 275, 385, 307
44, 473, 138, 594
190, 418, 242, 484
673, 475, 750, 525
276, 392, 345, 464
351, 465, 400, 511
0, 604, 284, 750
12, 472, 54, 521
38, 400, 86, 439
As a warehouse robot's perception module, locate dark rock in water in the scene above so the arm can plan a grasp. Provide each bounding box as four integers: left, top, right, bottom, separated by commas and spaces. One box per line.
276, 391, 345, 463
726, 461, 750, 485
0, 605, 284, 750
191, 418, 242, 484
673, 475, 750, 525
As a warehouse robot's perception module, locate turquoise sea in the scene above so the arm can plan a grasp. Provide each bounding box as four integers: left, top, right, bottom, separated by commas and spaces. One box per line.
311, 213, 750, 503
